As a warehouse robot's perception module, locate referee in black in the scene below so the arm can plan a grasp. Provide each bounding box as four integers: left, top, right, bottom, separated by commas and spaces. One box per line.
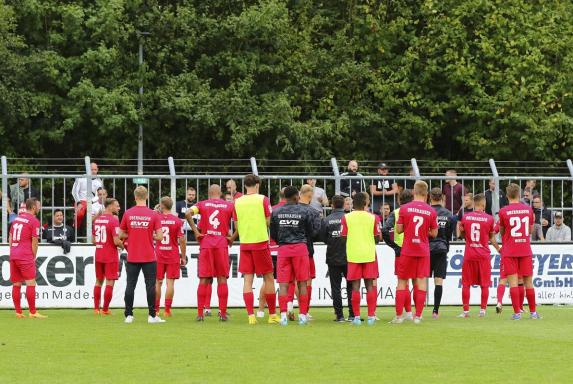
320, 195, 354, 322
429, 187, 455, 318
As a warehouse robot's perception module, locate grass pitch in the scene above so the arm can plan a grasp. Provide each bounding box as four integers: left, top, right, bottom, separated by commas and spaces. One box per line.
0, 305, 571, 384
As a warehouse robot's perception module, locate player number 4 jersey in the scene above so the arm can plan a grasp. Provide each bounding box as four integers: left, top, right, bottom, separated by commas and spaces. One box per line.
192, 199, 234, 249
397, 201, 438, 258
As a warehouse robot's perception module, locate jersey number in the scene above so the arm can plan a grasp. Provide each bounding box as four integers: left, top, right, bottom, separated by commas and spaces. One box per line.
413, 216, 423, 236
509, 217, 530, 237
470, 223, 480, 242
161, 227, 170, 245
94, 225, 107, 243
12, 223, 24, 242
209, 210, 220, 229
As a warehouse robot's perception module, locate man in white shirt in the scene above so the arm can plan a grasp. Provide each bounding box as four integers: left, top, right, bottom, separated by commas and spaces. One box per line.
307, 178, 329, 214
72, 162, 103, 228
545, 212, 571, 242
91, 188, 108, 218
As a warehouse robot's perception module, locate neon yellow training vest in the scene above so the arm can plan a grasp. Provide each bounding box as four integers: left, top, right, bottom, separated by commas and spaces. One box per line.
345, 210, 376, 263
394, 208, 404, 247
234, 194, 269, 244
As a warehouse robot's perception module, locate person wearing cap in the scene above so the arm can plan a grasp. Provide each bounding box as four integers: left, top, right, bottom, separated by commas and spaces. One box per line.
545, 212, 571, 242
370, 163, 399, 214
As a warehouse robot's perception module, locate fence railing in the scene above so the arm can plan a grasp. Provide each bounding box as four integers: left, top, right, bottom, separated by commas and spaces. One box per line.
2, 156, 573, 243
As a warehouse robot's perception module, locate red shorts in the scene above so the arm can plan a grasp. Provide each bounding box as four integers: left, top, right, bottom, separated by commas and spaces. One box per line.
95, 261, 119, 281
198, 248, 230, 278
347, 261, 379, 281
503, 256, 533, 277
239, 248, 273, 275
277, 256, 310, 283
10, 260, 36, 283
397, 256, 430, 279
394, 257, 402, 276
462, 259, 491, 287
157, 261, 181, 280
309, 256, 316, 279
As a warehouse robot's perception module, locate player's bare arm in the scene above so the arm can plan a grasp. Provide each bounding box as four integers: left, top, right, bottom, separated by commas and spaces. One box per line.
396, 223, 404, 234
153, 228, 163, 242
457, 221, 465, 238
32, 236, 38, 259
113, 236, 124, 250
489, 232, 501, 253
429, 227, 438, 239
119, 229, 128, 240
179, 236, 187, 266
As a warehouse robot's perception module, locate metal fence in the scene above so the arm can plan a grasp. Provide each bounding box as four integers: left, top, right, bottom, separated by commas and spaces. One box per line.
2, 156, 573, 243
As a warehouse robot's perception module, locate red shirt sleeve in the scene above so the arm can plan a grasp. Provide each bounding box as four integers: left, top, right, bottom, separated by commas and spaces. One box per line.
32, 218, 40, 238
263, 196, 272, 217
429, 210, 438, 230
111, 216, 120, 238
120, 213, 128, 231
373, 215, 381, 236
177, 219, 184, 238
498, 210, 506, 230
153, 212, 162, 231
340, 216, 348, 237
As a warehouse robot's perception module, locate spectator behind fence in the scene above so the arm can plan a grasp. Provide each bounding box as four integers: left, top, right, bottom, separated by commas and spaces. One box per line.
485, 178, 509, 215
398, 167, 417, 192
545, 212, 571, 242
370, 163, 399, 214
307, 178, 329, 213
521, 187, 535, 205
43, 209, 75, 253
339, 160, 365, 197
442, 169, 466, 214
343, 197, 352, 213
526, 180, 539, 197
225, 179, 243, 201
8, 175, 40, 214
532, 196, 551, 237
382, 202, 391, 222
176, 186, 197, 241
91, 188, 108, 218
72, 162, 103, 228
456, 193, 474, 222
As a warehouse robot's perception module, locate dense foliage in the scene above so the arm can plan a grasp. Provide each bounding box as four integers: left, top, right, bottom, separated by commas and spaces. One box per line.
1, 0, 572, 162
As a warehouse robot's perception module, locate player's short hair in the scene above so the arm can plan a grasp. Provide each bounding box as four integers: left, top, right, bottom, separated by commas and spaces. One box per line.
352, 192, 368, 209
473, 193, 485, 206
284, 186, 299, 200
244, 174, 260, 187
134, 186, 148, 200
399, 189, 413, 205
160, 196, 173, 210
25, 197, 38, 211
430, 187, 442, 202
331, 195, 344, 209
413, 180, 428, 196
300, 184, 313, 195
506, 183, 521, 199
104, 198, 118, 208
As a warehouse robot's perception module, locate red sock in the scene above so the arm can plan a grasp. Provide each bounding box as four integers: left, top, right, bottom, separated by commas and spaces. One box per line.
351, 291, 361, 318
197, 284, 207, 316
93, 285, 102, 310
414, 289, 426, 318
510, 286, 520, 314
26, 285, 36, 314
279, 295, 289, 313
462, 285, 470, 312
287, 282, 295, 303
12, 286, 22, 314
518, 285, 525, 309
366, 289, 377, 317
265, 293, 277, 315
497, 284, 506, 304
307, 284, 312, 313
243, 292, 255, 315
526, 288, 536, 313
155, 298, 160, 314
404, 288, 412, 313
395, 289, 407, 316
165, 299, 173, 313
298, 294, 309, 315
217, 283, 228, 315
103, 285, 113, 311
480, 287, 489, 310
205, 284, 212, 310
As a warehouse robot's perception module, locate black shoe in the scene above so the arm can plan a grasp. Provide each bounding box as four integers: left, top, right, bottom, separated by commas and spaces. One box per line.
334, 317, 345, 323
196, 315, 204, 322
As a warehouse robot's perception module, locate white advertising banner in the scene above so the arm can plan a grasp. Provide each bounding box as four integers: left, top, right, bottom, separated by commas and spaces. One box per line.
0, 243, 572, 308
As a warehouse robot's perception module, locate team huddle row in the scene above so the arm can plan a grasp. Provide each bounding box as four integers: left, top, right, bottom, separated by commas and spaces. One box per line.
7, 174, 540, 324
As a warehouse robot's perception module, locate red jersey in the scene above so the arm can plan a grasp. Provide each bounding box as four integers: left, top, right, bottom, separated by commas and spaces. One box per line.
119, 206, 161, 262
397, 200, 438, 258
498, 202, 534, 257
461, 211, 495, 261
156, 213, 184, 263
93, 213, 121, 263
192, 199, 234, 249
233, 192, 243, 200
9, 212, 40, 262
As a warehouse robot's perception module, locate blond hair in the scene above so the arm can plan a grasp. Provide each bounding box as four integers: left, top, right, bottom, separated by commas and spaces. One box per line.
300, 184, 314, 195
134, 186, 148, 200
160, 196, 173, 210
506, 183, 521, 200
413, 180, 428, 196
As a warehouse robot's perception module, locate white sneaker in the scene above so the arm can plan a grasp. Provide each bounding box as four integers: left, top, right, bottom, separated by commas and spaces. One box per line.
413, 316, 422, 325
148, 315, 166, 324
307, 313, 313, 320
256, 310, 265, 318
479, 309, 486, 317
389, 316, 404, 324
374, 315, 380, 321
124, 315, 134, 324
287, 301, 294, 313
404, 312, 414, 321
457, 312, 470, 318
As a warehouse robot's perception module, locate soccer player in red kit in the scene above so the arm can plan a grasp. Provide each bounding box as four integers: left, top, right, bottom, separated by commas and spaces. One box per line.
155, 197, 186, 317
498, 183, 540, 320
457, 194, 500, 317
119, 186, 164, 324
9, 198, 46, 318
186, 184, 234, 321
392, 181, 438, 324
92, 198, 124, 315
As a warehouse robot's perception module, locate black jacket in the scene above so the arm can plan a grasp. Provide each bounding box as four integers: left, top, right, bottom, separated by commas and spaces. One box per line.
430, 205, 455, 253
43, 224, 75, 254
382, 210, 401, 257
485, 189, 509, 215
299, 203, 321, 256
270, 203, 314, 246
320, 209, 347, 266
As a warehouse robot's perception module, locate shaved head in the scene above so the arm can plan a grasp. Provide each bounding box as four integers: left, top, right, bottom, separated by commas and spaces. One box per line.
209, 184, 222, 199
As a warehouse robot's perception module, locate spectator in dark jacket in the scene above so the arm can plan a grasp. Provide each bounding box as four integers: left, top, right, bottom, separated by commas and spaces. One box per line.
43, 209, 75, 253
532, 196, 551, 237
442, 169, 466, 214
485, 178, 508, 215
320, 195, 355, 322
8, 175, 40, 214
340, 160, 365, 197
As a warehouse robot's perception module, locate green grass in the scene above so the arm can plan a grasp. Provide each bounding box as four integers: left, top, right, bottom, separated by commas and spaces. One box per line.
0, 306, 571, 384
